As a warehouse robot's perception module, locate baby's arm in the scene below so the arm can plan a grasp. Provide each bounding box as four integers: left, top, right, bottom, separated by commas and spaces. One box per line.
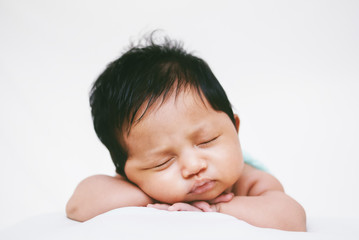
66, 175, 153, 222
215, 165, 306, 231
149, 164, 306, 231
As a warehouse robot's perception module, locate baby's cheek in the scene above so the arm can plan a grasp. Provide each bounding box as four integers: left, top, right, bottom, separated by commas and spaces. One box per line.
148, 189, 186, 204
142, 175, 185, 203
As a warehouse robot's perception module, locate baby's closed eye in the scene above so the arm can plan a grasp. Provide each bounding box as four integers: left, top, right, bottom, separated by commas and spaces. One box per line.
153, 157, 175, 169
197, 135, 221, 148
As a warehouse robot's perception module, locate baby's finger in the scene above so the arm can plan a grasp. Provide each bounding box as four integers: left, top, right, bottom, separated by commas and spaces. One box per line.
209, 192, 234, 204
147, 203, 171, 210
168, 202, 202, 212
192, 201, 214, 212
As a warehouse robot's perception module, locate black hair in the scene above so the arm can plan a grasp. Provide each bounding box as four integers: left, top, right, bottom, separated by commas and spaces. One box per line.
90, 34, 235, 176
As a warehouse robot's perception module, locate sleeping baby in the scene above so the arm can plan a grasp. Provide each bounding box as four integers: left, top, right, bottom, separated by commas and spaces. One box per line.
66, 34, 306, 231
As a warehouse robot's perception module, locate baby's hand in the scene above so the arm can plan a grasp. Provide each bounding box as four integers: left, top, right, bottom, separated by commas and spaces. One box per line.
147, 192, 234, 212
192, 192, 234, 212
146, 203, 172, 211
147, 202, 203, 211
208, 192, 234, 204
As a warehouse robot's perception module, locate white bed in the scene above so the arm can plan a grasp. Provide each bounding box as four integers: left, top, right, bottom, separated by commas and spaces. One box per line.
1, 207, 358, 240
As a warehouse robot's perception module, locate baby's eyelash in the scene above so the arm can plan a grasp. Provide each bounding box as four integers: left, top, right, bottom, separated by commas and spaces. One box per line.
154, 158, 174, 168
200, 136, 219, 146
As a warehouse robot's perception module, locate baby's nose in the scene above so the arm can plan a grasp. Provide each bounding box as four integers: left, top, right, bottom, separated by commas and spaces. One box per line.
181, 152, 207, 178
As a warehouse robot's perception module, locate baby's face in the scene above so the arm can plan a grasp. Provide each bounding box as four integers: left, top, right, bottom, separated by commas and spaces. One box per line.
123, 89, 244, 203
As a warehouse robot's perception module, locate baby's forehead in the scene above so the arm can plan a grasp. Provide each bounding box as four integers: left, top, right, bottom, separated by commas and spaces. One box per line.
132, 87, 209, 125
121, 88, 212, 137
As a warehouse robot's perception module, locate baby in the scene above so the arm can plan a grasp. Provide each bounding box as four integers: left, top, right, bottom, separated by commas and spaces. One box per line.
66, 35, 306, 231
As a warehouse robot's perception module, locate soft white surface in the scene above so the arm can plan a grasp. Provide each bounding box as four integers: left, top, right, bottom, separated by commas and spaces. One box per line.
1, 0, 359, 229
1, 207, 358, 240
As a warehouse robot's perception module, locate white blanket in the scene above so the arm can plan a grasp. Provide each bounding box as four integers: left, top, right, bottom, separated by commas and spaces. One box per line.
1, 207, 358, 240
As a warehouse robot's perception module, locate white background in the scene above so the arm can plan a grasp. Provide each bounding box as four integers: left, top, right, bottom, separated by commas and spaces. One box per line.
1, 0, 358, 229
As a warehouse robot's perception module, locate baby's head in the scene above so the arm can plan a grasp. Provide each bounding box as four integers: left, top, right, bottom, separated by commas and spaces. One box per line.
90, 36, 244, 202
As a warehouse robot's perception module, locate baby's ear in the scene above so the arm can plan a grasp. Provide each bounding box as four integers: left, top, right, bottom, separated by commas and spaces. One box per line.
234, 114, 240, 132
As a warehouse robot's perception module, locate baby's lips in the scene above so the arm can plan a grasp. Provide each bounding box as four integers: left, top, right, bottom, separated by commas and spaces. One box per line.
190, 179, 216, 194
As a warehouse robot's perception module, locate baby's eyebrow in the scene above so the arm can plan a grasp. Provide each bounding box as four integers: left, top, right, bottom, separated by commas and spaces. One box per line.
146, 146, 173, 158
188, 123, 210, 139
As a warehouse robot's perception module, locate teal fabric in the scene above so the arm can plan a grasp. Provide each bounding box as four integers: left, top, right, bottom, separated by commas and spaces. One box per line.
243, 153, 269, 172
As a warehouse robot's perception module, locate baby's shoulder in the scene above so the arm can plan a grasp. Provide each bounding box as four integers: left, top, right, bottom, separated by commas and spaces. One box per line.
233, 164, 284, 196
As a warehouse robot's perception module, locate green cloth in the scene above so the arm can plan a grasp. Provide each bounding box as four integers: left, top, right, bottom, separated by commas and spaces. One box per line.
243, 153, 269, 172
